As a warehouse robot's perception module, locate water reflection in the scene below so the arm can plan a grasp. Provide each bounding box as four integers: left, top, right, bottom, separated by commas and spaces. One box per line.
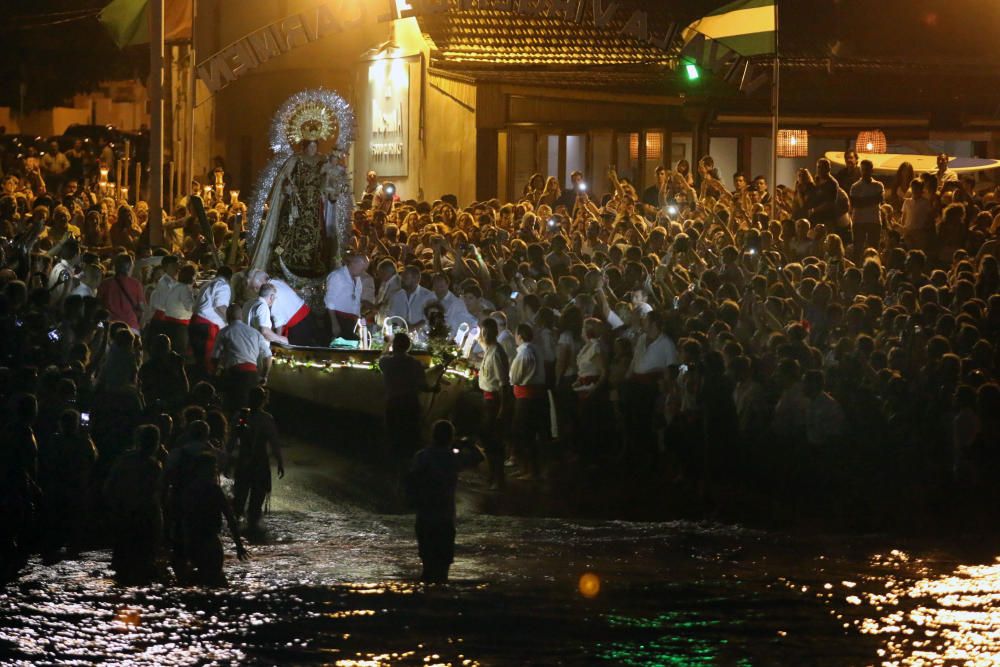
3, 480, 1000, 664
851, 556, 1000, 667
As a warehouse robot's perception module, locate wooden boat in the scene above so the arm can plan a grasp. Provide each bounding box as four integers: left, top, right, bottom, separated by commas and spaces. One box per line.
824, 151, 1000, 175
267, 344, 473, 421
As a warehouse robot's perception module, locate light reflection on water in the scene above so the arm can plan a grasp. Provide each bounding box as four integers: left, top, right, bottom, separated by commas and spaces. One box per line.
3, 493, 1000, 663
847, 555, 1000, 667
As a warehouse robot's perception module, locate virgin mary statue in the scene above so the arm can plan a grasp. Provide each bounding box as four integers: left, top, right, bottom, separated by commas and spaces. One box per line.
249, 91, 354, 279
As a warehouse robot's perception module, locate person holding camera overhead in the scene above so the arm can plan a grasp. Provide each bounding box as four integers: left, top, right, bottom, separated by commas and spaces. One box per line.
372, 181, 397, 215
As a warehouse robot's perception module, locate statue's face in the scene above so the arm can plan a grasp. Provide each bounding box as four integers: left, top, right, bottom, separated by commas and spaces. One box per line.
306, 142, 318, 156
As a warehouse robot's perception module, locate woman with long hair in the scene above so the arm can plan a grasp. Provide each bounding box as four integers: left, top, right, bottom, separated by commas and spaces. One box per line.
888, 161, 915, 214
109, 204, 141, 251
792, 168, 816, 220
537, 176, 562, 208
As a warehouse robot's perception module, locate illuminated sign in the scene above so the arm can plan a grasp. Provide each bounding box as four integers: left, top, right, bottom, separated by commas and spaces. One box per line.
368, 59, 409, 177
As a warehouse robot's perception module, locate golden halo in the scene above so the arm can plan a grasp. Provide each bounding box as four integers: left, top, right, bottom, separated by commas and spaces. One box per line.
284, 101, 339, 146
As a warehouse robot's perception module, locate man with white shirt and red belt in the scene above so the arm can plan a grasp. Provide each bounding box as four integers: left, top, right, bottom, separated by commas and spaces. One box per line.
325, 255, 369, 340
509, 323, 548, 482
145, 255, 179, 343
387, 265, 435, 329
477, 317, 511, 490
268, 278, 316, 346
190, 266, 232, 375
626, 310, 678, 468
161, 264, 197, 359
246, 283, 289, 345
213, 304, 273, 413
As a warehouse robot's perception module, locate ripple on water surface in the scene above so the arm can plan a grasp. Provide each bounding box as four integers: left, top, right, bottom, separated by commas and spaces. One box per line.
3, 507, 1000, 665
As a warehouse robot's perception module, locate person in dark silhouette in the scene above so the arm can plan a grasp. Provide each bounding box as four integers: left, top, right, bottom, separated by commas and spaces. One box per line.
229, 387, 284, 535
406, 420, 479, 584
165, 418, 222, 581
379, 332, 437, 459
0, 393, 40, 581
178, 452, 248, 586
103, 424, 164, 585
39, 408, 97, 561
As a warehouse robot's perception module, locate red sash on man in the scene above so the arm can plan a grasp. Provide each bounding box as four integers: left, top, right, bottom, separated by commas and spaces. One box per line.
513, 384, 546, 400
281, 303, 311, 336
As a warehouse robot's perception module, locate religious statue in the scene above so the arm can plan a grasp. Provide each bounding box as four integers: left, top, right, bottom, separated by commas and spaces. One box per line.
248, 91, 355, 281
273, 139, 326, 274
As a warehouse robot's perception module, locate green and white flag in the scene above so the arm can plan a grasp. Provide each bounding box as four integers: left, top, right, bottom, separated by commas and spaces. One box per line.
99, 0, 192, 49
687, 0, 776, 57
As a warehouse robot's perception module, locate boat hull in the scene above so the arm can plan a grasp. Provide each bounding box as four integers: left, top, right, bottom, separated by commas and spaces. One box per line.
268, 346, 471, 422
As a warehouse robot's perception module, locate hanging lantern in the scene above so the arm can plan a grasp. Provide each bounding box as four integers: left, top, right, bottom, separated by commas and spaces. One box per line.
777, 130, 808, 158
855, 129, 887, 154
645, 132, 663, 160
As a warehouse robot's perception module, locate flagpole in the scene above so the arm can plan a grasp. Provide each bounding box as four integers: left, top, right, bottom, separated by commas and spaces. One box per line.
187, 0, 197, 205
150, 0, 165, 246
770, 0, 779, 221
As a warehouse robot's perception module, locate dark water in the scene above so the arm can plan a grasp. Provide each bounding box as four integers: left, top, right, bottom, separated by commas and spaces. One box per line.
2, 436, 1000, 666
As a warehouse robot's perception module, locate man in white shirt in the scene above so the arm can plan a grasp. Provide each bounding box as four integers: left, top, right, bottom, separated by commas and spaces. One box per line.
325, 255, 369, 339
629, 311, 678, 379
144, 255, 179, 342
387, 265, 435, 329
374, 259, 401, 327
934, 153, 957, 192
47, 242, 78, 308
213, 303, 273, 412
477, 318, 510, 490
190, 266, 232, 374
509, 323, 548, 481
247, 283, 288, 345
162, 264, 197, 358
626, 311, 677, 468
268, 278, 315, 346
432, 273, 471, 336
492, 311, 517, 362
71, 263, 103, 299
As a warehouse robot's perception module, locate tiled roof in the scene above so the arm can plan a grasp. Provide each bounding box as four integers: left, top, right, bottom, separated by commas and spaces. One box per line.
431, 65, 687, 96
417, 3, 680, 68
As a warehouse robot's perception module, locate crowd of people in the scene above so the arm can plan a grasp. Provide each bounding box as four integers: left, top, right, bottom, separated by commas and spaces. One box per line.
1, 143, 999, 584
